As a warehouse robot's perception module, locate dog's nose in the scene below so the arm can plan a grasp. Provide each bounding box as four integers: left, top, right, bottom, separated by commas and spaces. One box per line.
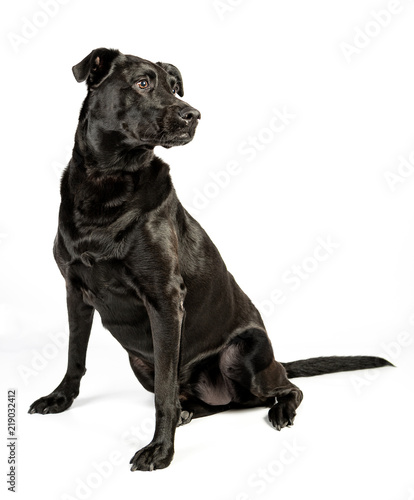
179, 106, 201, 122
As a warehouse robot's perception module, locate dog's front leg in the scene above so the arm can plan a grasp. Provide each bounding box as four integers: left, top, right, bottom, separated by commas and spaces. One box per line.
130, 298, 184, 471
29, 283, 94, 414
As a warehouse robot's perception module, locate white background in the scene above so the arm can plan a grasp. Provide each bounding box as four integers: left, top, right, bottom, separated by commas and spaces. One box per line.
1, 0, 414, 499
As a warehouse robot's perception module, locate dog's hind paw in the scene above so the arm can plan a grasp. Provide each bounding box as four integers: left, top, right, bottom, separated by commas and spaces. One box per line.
177, 410, 194, 427
268, 401, 296, 431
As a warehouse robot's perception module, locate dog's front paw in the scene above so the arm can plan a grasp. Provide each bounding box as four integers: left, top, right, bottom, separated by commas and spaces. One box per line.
130, 442, 174, 471
28, 391, 75, 415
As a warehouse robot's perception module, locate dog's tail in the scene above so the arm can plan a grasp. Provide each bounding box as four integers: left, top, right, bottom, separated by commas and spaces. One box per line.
281, 355, 394, 378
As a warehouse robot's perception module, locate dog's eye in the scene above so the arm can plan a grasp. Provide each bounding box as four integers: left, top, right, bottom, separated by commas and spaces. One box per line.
172, 86, 179, 95
136, 79, 150, 90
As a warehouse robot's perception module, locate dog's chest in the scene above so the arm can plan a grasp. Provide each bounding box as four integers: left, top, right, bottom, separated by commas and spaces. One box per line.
70, 257, 137, 304
71, 258, 153, 355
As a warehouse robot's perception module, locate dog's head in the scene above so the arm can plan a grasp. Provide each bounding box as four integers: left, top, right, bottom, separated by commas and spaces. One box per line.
73, 48, 200, 151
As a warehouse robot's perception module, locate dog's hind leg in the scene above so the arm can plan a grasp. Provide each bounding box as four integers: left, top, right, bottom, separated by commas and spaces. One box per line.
177, 399, 231, 426
251, 359, 303, 430
177, 395, 271, 426
220, 328, 303, 430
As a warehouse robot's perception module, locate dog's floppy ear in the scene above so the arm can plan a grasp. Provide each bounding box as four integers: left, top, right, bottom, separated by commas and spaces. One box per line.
156, 62, 184, 97
72, 48, 120, 87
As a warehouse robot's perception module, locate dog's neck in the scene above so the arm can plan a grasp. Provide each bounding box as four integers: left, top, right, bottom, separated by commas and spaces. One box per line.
69, 108, 176, 218
68, 133, 174, 221
74, 123, 156, 174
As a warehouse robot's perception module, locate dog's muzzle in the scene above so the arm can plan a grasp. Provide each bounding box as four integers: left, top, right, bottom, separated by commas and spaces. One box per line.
161, 104, 201, 147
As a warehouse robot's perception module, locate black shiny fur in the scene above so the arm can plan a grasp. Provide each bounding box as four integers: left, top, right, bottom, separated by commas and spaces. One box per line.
29, 49, 392, 471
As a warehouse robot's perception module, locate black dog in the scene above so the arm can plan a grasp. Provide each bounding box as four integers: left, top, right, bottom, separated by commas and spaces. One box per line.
29, 48, 392, 471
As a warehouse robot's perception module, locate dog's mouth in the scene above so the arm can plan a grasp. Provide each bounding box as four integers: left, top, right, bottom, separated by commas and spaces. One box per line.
140, 123, 198, 149
159, 130, 194, 148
